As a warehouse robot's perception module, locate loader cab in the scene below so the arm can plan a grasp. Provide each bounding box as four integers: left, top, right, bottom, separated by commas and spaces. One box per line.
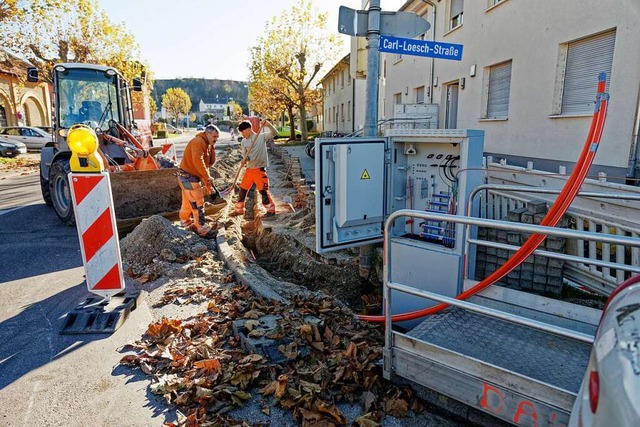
52, 63, 135, 151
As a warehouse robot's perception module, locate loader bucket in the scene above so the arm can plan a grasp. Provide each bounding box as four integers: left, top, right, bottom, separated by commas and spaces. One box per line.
110, 168, 181, 233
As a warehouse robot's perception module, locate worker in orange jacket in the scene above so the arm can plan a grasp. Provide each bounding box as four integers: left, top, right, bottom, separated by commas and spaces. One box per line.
233, 118, 278, 216
178, 124, 219, 237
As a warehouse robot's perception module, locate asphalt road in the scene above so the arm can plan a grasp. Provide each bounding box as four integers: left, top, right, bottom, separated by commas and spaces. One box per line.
0, 130, 238, 426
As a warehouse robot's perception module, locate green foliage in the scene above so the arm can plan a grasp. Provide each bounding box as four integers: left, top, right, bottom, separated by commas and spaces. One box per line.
306, 120, 314, 131
151, 78, 248, 113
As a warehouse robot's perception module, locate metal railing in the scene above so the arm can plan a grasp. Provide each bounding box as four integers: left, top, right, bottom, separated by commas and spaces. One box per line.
382, 209, 640, 353
467, 184, 640, 293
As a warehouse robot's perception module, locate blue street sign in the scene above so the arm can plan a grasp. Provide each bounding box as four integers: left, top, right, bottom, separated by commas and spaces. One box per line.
379, 35, 463, 61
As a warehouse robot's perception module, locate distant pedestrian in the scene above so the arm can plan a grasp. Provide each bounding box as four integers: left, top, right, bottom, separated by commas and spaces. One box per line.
177, 124, 220, 237
233, 118, 278, 216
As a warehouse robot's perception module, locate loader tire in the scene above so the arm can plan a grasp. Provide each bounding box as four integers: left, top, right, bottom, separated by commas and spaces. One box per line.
49, 159, 75, 226
40, 162, 53, 206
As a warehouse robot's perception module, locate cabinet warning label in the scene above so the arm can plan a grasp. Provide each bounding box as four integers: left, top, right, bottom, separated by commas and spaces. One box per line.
360, 169, 370, 180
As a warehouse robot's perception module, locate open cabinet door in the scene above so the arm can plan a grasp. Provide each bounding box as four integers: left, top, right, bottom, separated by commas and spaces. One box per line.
315, 137, 388, 253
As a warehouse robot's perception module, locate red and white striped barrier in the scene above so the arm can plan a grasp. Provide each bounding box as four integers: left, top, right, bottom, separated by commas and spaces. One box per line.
161, 142, 177, 161
69, 172, 124, 297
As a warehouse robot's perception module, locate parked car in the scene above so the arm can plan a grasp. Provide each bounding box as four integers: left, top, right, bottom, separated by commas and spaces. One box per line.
276, 126, 302, 140
36, 125, 53, 134
165, 124, 183, 134
568, 274, 640, 427
0, 137, 27, 157
196, 125, 205, 131
0, 126, 52, 149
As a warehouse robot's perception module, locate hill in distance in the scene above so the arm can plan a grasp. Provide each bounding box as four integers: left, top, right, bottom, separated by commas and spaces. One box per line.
152, 78, 249, 112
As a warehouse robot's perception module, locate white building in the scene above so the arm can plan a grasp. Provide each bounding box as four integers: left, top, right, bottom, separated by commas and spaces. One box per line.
347, 0, 640, 183
321, 54, 366, 135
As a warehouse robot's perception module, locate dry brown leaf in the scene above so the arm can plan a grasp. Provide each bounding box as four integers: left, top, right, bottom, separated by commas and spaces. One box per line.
299, 324, 312, 336
353, 412, 381, 427
360, 391, 376, 413
345, 341, 358, 359
119, 354, 138, 365
240, 354, 263, 364
244, 320, 261, 331
383, 398, 409, 418
146, 319, 182, 338
275, 374, 288, 398
248, 329, 265, 338
193, 358, 222, 374
316, 401, 346, 424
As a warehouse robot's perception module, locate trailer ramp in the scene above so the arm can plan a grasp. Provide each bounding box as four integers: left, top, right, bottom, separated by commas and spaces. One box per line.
392, 305, 590, 425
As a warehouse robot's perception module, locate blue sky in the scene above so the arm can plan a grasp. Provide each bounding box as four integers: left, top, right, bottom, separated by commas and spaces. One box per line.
98, 0, 407, 81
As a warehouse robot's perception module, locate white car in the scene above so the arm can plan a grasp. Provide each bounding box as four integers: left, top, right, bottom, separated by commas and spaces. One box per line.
569, 275, 640, 426
0, 126, 52, 150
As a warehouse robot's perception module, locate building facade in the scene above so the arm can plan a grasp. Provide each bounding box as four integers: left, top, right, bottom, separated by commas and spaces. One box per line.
321, 54, 366, 136
0, 52, 51, 129
369, 0, 640, 182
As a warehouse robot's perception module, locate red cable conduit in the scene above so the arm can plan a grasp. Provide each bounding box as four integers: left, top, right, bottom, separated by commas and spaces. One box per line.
359, 74, 609, 323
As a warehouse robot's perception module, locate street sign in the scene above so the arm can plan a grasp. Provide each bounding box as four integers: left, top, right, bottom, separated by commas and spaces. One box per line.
338, 6, 430, 39
379, 35, 463, 61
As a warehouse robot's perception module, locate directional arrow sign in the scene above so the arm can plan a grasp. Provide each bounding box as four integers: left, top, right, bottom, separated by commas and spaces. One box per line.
338, 6, 430, 39
379, 35, 463, 61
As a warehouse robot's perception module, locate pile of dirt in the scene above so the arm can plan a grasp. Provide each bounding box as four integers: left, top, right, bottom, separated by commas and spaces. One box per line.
120, 215, 215, 279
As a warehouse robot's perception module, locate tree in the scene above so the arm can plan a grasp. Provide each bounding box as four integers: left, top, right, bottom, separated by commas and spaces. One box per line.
248, 0, 341, 141
162, 88, 191, 127
1, 0, 149, 83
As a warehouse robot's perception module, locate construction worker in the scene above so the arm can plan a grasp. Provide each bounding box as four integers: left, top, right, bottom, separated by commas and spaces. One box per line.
178, 124, 220, 237
233, 118, 278, 216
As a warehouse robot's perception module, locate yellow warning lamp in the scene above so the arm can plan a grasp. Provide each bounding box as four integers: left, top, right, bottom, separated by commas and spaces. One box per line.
67, 124, 104, 172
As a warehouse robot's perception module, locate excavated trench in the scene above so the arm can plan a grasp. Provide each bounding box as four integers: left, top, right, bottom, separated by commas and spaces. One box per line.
212, 142, 382, 311
240, 188, 381, 310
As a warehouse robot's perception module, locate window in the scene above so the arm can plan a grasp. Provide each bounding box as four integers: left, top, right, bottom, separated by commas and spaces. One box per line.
486, 61, 512, 118
341, 70, 345, 88
415, 86, 425, 104
340, 104, 344, 122
347, 101, 351, 121
394, 93, 402, 105
560, 30, 615, 115
487, 0, 504, 7
450, 0, 464, 30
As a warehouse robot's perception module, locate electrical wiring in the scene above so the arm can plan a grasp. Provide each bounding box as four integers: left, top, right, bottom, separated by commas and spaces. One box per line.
359, 74, 609, 324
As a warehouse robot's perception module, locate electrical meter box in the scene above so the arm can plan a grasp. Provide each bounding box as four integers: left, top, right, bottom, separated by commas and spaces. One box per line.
315, 129, 484, 321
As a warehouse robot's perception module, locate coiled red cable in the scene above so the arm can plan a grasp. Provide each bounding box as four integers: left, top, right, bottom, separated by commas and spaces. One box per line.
359, 74, 609, 323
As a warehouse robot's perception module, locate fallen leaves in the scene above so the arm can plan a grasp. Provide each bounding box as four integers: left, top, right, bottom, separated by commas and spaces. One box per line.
119, 285, 425, 426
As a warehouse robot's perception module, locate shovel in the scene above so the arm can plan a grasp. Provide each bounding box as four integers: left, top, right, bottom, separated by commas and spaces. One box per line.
219, 121, 266, 198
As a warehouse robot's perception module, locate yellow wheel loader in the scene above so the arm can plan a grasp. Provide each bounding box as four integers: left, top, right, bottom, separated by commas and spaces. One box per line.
28, 63, 182, 232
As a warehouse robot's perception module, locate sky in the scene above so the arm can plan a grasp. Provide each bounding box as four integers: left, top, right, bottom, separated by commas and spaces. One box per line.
98, 0, 407, 82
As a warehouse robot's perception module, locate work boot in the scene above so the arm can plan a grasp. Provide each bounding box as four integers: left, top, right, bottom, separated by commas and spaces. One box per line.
232, 202, 245, 216
264, 203, 276, 217
196, 224, 213, 238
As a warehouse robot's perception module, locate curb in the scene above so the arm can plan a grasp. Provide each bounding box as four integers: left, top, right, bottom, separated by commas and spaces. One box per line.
215, 203, 288, 304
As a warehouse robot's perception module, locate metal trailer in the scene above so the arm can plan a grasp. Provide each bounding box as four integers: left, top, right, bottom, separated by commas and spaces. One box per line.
315, 129, 640, 425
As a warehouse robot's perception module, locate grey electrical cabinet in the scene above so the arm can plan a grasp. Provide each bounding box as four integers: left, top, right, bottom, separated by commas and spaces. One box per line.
316, 130, 485, 322
315, 138, 387, 252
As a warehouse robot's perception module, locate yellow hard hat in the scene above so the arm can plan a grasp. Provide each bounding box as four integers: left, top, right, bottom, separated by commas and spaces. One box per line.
67, 124, 98, 156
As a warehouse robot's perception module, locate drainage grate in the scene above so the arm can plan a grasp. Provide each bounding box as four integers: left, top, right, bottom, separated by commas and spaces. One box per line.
60, 290, 143, 335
